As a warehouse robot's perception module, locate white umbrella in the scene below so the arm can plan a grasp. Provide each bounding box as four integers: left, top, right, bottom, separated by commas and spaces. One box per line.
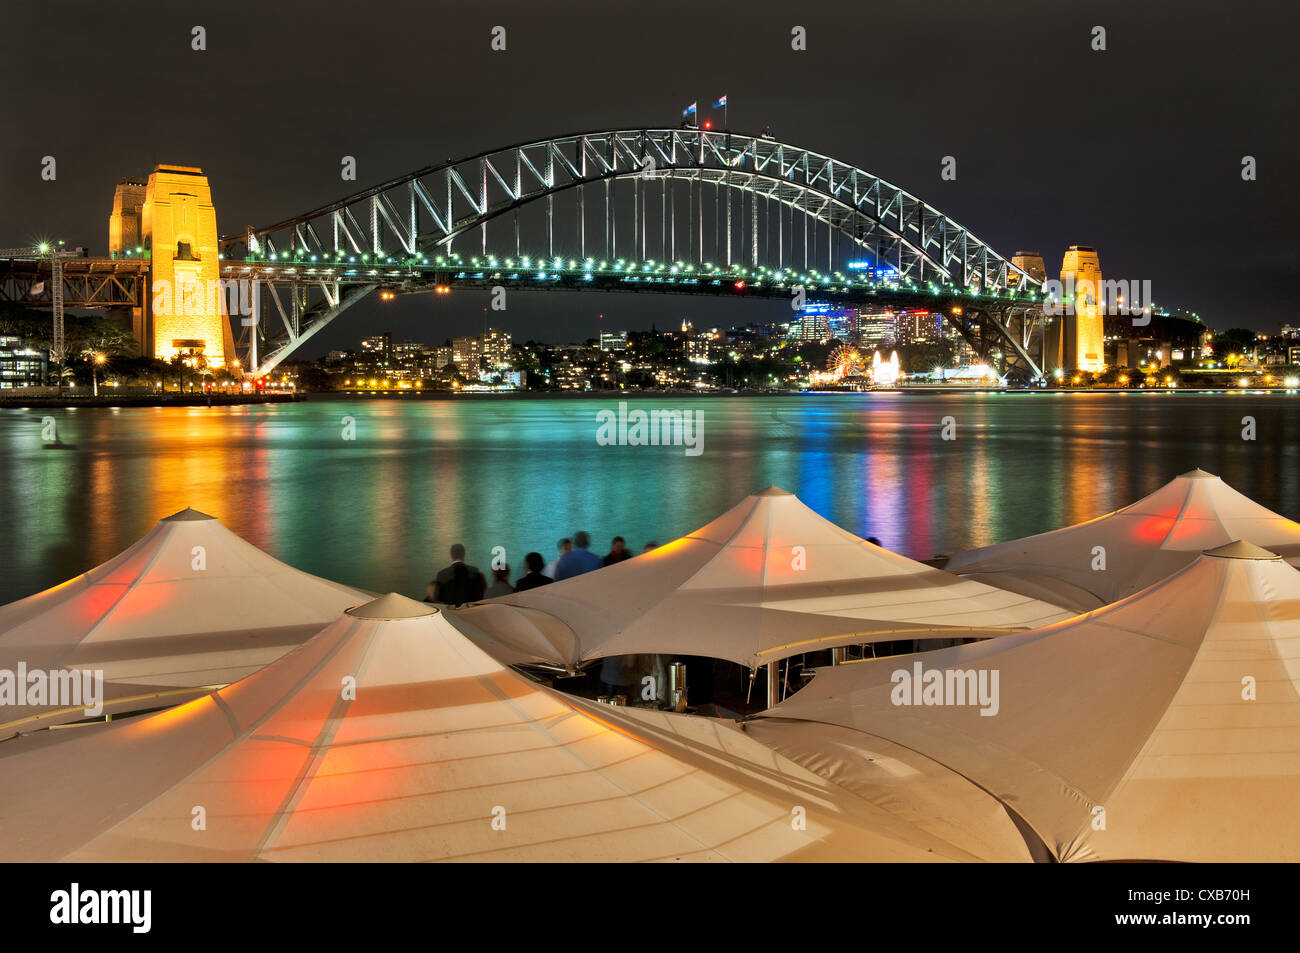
763, 541, 1300, 862
0, 507, 368, 738
454, 487, 1071, 671
0, 593, 990, 861
945, 468, 1300, 611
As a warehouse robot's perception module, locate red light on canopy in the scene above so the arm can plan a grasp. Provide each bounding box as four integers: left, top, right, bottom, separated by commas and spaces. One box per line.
1132, 515, 1177, 544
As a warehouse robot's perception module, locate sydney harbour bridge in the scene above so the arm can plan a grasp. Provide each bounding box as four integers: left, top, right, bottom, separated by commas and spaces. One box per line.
0, 127, 1053, 381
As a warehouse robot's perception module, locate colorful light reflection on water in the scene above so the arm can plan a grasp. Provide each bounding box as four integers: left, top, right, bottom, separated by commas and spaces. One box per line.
1, 393, 1297, 604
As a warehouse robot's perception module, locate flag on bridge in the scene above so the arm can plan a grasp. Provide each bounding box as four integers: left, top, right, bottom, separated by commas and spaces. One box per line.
682, 102, 697, 119
713, 95, 727, 108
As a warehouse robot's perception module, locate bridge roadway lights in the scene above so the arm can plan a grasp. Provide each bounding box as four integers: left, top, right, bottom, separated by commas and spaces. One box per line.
220, 252, 1044, 379
226, 259, 1037, 307
402, 269, 1020, 307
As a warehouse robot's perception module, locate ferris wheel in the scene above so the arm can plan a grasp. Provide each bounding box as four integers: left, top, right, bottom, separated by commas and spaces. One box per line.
827, 345, 865, 377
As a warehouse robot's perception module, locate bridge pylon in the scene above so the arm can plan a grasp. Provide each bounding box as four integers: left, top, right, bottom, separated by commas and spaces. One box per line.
110, 166, 234, 371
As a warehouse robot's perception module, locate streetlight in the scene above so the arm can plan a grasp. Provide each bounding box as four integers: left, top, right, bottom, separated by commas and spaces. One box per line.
92, 353, 105, 397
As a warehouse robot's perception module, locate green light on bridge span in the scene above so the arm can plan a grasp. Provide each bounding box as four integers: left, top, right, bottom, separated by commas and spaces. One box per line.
224, 248, 1037, 303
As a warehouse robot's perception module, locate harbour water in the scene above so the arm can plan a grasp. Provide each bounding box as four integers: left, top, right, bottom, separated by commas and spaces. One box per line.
1, 392, 1297, 605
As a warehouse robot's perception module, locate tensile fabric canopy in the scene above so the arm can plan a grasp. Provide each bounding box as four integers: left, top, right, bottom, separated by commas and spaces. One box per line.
944, 468, 1300, 611
0, 507, 368, 738
451, 487, 1071, 671
0, 593, 1001, 861
761, 541, 1300, 862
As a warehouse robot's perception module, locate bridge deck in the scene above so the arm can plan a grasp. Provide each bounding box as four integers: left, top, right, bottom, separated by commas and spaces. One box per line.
0, 256, 147, 308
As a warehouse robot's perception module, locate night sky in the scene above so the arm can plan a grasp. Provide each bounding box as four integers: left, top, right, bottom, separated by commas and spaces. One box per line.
1, 0, 1295, 354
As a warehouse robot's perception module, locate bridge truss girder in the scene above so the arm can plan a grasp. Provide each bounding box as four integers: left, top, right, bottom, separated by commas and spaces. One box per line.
220, 265, 375, 374
218, 128, 1044, 376
0, 258, 145, 309
226, 257, 1046, 379
945, 305, 1046, 382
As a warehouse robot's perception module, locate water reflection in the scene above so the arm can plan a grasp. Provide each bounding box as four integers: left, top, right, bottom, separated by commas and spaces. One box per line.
0, 393, 1296, 604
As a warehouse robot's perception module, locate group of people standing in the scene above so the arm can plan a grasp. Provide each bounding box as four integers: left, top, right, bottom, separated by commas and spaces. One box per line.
425, 533, 659, 607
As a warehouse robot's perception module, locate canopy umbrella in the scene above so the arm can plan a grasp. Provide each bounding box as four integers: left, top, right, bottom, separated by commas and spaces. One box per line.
0, 507, 368, 739
0, 592, 999, 861
447, 602, 581, 670
760, 541, 1300, 862
451, 486, 1072, 671
733, 716, 1041, 861
944, 468, 1300, 611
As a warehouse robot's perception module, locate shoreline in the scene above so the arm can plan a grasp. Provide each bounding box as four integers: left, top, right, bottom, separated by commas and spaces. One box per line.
1, 388, 1294, 409
0, 394, 300, 409
311, 387, 1299, 399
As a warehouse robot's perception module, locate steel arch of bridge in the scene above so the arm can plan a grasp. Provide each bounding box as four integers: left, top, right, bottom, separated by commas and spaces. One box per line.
219, 128, 1044, 376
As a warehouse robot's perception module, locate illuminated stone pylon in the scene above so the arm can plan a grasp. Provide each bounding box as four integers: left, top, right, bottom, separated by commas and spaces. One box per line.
1061, 245, 1104, 373
1009, 250, 1046, 286
110, 165, 232, 366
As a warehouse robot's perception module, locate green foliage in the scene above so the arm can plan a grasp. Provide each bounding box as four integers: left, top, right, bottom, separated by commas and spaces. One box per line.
107, 355, 173, 385
0, 304, 136, 359
286, 362, 338, 391
1211, 328, 1257, 353
896, 339, 957, 374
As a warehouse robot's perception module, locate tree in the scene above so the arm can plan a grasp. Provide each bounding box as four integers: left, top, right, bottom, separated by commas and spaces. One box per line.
287, 362, 338, 391
110, 355, 170, 388
896, 340, 957, 374
0, 303, 50, 341
168, 353, 204, 389
69, 315, 135, 360
1212, 329, 1257, 362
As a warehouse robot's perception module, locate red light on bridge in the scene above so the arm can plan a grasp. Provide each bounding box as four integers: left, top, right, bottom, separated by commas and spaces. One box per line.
734, 280, 745, 290
703, 120, 713, 130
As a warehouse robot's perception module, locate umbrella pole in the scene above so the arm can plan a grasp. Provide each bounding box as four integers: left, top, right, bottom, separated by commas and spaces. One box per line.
765, 661, 779, 710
